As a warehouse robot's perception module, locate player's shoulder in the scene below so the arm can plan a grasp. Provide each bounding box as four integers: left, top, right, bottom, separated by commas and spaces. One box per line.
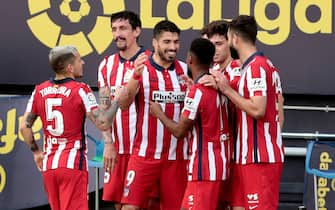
98, 54, 118, 70
34, 79, 52, 90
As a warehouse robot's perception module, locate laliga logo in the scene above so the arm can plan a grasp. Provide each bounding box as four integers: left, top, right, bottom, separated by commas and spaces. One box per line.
26, 0, 125, 56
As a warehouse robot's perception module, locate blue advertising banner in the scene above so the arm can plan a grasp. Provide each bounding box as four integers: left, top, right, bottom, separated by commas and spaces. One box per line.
0, 96, 103, 210
304, 141, 335, 210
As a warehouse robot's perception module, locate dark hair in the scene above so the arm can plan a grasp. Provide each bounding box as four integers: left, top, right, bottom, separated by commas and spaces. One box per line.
189, 38, 215, 67
229, 15, 258, 44
111, 10, 141, 30
153, 20, 180, 39
206, 20, 229, 39
49, 46, 77, 73
200, 24, 209, 37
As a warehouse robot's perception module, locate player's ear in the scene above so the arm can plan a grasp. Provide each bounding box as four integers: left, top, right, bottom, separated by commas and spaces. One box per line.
152, 38, 157, 51
134, 26, 141, 39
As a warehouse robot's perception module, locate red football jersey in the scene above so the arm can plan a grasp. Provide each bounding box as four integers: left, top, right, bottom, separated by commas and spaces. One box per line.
182, 78, 230, 181
132, 56, 189, 160
98, 47, 151, 154
235, 52, 284, 164
211, 59, 241, 90
26, 78, 98, 171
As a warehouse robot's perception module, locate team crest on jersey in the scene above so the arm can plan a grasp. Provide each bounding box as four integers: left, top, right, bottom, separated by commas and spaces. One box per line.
177, 75, 186, 86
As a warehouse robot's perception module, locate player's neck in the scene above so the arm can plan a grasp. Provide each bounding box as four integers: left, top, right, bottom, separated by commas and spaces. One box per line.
152, 53, 173, 69
119, 44, 141, 60
219, 57, 232, 71
55, 73, 74, 80
193, 69, 207, 82
239, 45, 257, 66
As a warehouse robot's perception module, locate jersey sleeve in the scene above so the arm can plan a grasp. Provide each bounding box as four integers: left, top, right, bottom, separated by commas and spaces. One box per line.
79, 84, 98, 112
25, 87, 38, 114
246, 63, 267, 97
97, 56, 110, 88
182, 86, 203, 120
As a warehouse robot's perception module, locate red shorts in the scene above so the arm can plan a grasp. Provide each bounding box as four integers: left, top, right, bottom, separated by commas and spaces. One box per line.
42, 168, 88, 210
181, 181, 221, 210
121, 155, 188, 210
103, 154, 130, 202
219, 179, 231, 203
231, 163, 283, 210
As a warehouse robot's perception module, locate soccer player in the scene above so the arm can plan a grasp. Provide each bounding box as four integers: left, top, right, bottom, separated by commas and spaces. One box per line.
149, 38, 230, 210
97, 10, 153, 210
119, 20, 188, 210
211, 15, 285, 210
205, 20, 241, 90
202, 20, 241, 209
19, 45, 119, 210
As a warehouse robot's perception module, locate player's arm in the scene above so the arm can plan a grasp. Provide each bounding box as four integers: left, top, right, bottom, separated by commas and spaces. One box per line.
19, 112, 44, 171
119, 53, 148, 109
101, 129, 117, 172
87, 87, 119, 130
149, 101, 193, 138
215, 72, 266, 119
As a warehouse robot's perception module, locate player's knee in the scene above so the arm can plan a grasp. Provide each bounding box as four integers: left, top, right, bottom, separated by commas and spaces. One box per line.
122, 204, 140, 210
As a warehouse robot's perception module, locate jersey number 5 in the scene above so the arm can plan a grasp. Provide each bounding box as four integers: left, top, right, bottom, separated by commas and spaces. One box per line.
46, 98, 64, 136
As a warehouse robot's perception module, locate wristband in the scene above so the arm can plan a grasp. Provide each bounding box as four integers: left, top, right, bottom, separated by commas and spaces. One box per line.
132, 72, 141, 80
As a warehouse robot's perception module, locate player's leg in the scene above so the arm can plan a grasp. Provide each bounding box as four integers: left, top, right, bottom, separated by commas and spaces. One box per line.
241, 163, 283, 210
146, 181, 160, 210
230, 164, 245, 210
42, 170, 61, 210
160, 159, 188, 210
121, 156, 161, 210
103, 154, 131, 210
57, 168, 89, 210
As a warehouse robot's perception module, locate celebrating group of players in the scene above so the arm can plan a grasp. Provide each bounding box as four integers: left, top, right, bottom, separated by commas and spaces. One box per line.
20, 9, 284, 210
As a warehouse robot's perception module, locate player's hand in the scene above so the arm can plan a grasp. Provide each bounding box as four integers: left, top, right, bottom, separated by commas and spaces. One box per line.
180, 74, 194, 89
32, 150, 44, 171
134, 53, 147, 77
149, 101, 163, 118
103, 143, 117, 172
212, 71, 231, 94
198, 73, 218, 89
114, 86, 128, 102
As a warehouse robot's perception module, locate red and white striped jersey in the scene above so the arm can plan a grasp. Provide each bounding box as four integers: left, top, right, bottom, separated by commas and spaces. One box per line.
26, 78, 98, 171
182, 77, 230, 181
98, 47, 150, 154
133, 56, 188, 160
235, 52, 284, 165
211, 59, 241, 90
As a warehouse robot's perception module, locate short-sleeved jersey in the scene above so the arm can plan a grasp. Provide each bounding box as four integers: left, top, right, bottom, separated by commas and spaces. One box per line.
182, 76, 230, 181
97, 47, 150, 155
132, 56, 188, 160
26, 78, 98, 171
212, 59, 241, 90
235, 52, 284, 164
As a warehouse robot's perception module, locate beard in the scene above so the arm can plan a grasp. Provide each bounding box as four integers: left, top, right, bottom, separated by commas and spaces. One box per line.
187, 68, 193, 79
157, 48, 176, 63
115, 37, 127, 51
229, 46, 239, 60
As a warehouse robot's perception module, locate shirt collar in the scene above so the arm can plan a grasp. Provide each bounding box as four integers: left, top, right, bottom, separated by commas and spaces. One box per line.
242, 51, 264, 69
